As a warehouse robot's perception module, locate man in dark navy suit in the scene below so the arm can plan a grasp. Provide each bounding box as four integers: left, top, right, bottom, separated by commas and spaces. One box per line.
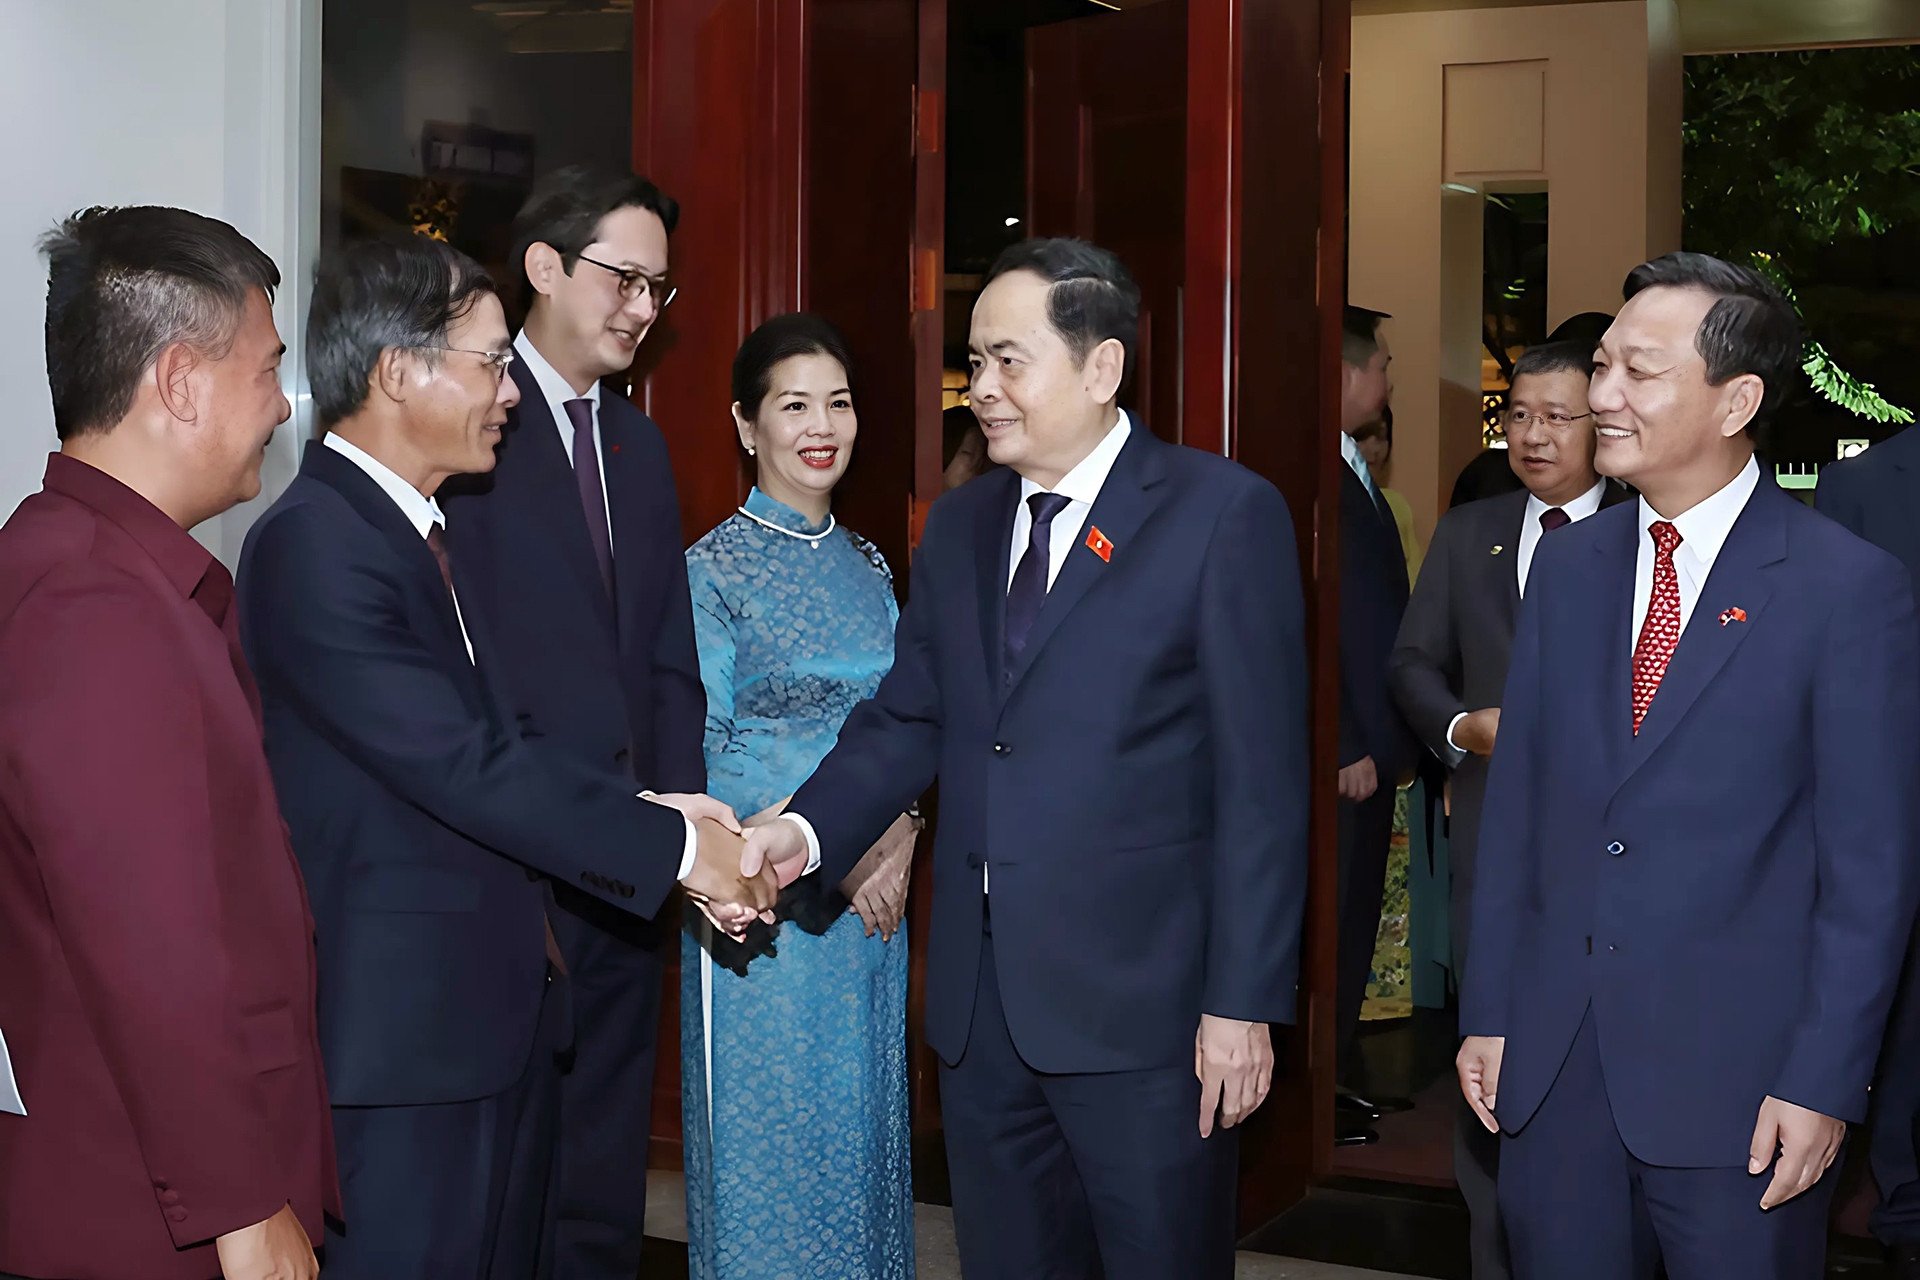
1392, 340, 1626, 1278
237, 237, 769, 1280
439, 166, 705, 1280
1334, 306, 1415, 1139
1816, 426, 1920, 1279
732, 238, 1311, 1278
1458, 253, 1920, 1279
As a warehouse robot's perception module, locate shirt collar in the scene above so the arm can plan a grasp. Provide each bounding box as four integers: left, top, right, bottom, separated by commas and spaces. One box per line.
41, 453, 220, 600
323, 432, 446, 540
1339, 430, 1367, 473
1018, 410, 1133, 506
514, 331, 600, 411
1639, 455, 1761, 566
743, 486, 832, 537
1526, 477, 1609, 526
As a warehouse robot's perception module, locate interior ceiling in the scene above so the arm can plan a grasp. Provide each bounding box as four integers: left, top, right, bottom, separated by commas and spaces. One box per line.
1350, 0, 1920, 54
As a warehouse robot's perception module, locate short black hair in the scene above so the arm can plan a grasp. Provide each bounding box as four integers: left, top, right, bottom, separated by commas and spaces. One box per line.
39, 206, 279, 440
1546, 311, 1614, 351
1512, 341, 1594, 382
732, 313, 854, 415
984, 238, 1141, 386
510, 165, 680, 296
1343, 306, 1390, 368
1622, 252, 1801, 428
307, 235, 498, 430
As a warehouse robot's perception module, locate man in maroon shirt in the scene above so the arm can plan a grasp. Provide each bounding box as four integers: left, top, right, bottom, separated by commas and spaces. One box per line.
0, 207, 337, 1280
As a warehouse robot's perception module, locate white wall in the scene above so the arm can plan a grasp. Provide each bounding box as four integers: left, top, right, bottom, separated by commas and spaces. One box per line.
0, 0, 318, 564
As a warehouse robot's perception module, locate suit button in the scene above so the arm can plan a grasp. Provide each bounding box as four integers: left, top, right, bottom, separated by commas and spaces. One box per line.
153, 1178, 171, 1191
965, 853, 982, 870
993, 743, 1010, 756
166, 1207, 189, 1223
159, 1189, 181, 1206
1606, 841, 1626, 857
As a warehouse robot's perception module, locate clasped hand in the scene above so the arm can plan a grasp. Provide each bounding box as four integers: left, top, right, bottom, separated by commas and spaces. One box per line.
654, 793, 779, 933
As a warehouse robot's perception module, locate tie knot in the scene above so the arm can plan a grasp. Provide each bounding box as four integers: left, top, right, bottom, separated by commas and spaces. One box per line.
1028, 491, 1071, 527
1649, 520, 1682, 556
1539, 507, 1571, 533
564, 397, 595, 435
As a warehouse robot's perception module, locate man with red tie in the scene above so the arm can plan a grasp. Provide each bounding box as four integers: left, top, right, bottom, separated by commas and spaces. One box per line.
0, 207, 336, 1280
1457, 253, 1920, 1278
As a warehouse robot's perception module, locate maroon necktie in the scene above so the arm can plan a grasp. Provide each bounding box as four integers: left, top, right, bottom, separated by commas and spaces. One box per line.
425, 526, 567, 974
1539, 507, 1571, 533
564, 398, 615, 597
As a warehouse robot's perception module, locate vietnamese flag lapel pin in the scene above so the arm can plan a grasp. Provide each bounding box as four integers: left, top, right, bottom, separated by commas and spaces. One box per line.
1085, 526, 1113, 563
1719, 606, 1747, 626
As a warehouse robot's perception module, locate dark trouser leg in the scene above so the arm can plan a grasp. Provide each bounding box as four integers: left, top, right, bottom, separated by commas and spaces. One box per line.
1335, 787, 1397, 1069
1456, 1084, 1510, 1280
548, 896, 666, 1280
1639, 1149, 1837, 1280
1873, 917, 1920, 1247
938, 932, 1099, 1280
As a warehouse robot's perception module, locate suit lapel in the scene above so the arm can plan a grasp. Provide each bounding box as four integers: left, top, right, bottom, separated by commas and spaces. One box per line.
975, 469, 1022, 692
1483, 491, 1527, 633
501, 362, 617, 634
1621, 482, 1786, 777
301, 443, 479, 691
598, 393, 645, 649
1002, 431, 1168, 700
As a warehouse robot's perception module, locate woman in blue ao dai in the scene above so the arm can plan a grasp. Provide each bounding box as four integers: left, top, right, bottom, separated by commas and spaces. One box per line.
680, 314, 918, 1279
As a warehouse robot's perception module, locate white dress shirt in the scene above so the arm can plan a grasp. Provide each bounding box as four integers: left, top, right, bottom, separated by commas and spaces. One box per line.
781, 411, 1136, 885
1631, 456, 1761, 645
514, 332, 615, 550
1517, 479, 1608, 598
323, 432, 697, 878
1443, 477, 1609, 758
1340, 430, 1377, 499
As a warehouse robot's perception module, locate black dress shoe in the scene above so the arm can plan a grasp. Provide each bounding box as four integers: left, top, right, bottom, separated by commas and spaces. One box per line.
1342, 1087, 1415, 1115
1889, 1241, 1920, 1280
1336, 1089, 1382, 1121
1335, 1121, 1380, 1147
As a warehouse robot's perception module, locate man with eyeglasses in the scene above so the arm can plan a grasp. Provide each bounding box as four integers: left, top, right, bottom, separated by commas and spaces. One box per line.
1389, 338, 1624, 1279
437, 166, 705, 1280
237, 235, 767, 1279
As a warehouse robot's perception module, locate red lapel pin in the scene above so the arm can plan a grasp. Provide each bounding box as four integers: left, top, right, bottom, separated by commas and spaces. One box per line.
1719, 606, 1747, 626
609, 443, 621, 455
1085, 526, 1113, 563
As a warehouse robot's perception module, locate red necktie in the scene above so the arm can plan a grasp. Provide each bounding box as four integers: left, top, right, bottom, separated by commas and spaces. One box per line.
1539, 507, 1571, 533
1631, 520, 1683, 735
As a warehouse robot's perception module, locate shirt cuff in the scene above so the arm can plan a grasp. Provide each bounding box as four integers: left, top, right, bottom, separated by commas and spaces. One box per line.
1443, 712, 1471, 766
779, 813, 824, 876
639, 792, 701, 881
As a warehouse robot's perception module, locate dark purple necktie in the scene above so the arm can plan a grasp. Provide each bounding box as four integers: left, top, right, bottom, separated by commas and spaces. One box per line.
564, 398, 615, 596
1004, 492, 1072, 678
1539, 507, 1571, 533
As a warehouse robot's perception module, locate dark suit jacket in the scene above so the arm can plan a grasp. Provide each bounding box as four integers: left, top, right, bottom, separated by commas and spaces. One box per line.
1463, 481, 1920, 1166
440, 359, 705, 798
1339, 463, 1414, 777
1817, 426, 1920, 588
237, 443, 687, 1108
0, 456, 336, 1280
1390, 484, 1631, 888
789, 427, 1311, 1074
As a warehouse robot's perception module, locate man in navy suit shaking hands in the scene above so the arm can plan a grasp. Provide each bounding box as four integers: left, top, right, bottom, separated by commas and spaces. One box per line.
737, 239, 1311, 1278
1457, 253, 1920, 1279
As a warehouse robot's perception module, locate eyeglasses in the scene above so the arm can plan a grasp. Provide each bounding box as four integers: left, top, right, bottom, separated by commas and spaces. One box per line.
574, 253, 679, 308
415, 346, 516, 383
1505, 408, 1592, 431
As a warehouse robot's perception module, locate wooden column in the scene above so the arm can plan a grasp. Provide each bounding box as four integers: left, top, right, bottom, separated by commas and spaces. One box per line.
1184, 0, 1350, 1225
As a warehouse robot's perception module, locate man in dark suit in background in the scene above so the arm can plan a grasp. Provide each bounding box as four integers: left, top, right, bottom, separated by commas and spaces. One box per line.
1390, 340, 1623, 1278
736, 238, 1310, 1278
1816, 426, 1920, 1280
1335, 305, 1415, 1141
238, 237, 769, 1279
440, 166, 704, 1280
0, 206, 335, 1280
1458, 253, 1920, 1278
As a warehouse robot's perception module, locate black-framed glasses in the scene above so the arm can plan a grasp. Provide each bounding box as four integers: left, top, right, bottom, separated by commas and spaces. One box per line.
1505, 408, 1592, 431
415, 346, 516, 383
574, 253, 678, 308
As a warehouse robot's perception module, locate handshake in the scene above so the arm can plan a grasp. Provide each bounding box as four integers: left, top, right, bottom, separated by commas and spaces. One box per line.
660, 794, 815, 937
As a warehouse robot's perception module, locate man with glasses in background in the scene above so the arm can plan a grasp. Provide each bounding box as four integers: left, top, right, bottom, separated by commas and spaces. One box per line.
1389, 339, 1624, 1279
440, 167, 707, 1280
